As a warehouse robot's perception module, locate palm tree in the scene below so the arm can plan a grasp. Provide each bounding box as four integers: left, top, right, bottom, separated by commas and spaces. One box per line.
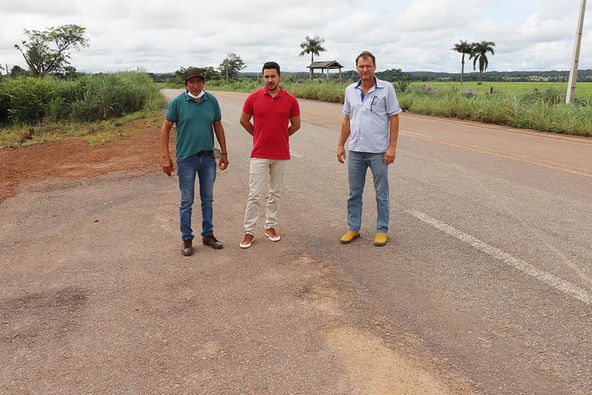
452, 40, 473, 84
470, 41, 496, 84
299, 35, 326, 79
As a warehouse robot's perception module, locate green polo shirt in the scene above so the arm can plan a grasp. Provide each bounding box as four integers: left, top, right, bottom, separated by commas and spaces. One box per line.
165, 90, 221, 162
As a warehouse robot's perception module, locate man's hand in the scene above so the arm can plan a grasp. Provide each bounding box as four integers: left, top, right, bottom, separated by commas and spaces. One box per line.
162, 156, 174, 176
337, 145, 346, 163
218, 154, 229, 170
384, 146, 396, 165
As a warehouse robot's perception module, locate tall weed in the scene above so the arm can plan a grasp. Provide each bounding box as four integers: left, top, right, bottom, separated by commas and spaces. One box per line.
0, 71, 159, 125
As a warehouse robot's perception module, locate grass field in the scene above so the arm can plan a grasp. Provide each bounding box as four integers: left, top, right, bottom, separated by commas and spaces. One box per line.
416, 81, 592, 101
207, 79, 592, 103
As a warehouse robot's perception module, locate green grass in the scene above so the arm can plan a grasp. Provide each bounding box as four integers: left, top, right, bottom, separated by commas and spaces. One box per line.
422, 81, 592, 101
207, 78, 345, 102
0, 111, 164, 149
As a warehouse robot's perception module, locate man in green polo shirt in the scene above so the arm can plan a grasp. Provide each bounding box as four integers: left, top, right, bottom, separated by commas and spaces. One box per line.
160, 67, 229, 256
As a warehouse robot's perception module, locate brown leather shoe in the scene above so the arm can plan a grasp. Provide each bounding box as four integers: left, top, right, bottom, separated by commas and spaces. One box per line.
202, 234, 223, 249
264, 228, 281, 242
239, 233, 254, 249
181, 239, 193, 256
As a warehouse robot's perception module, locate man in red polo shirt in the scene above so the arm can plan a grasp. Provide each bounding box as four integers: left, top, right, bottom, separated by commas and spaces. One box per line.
239, 61, 301, 248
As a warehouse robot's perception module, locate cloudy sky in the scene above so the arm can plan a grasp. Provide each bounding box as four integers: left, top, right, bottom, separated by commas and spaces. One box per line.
0, 0, 590, 74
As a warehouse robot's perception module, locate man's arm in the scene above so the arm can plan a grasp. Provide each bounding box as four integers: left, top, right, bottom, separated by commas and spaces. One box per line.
337, 114, 351, 163
160, 119, 175, 176
213, 120, 228, 170
288, 116, 301, 136
240, 112, 254, 135
384, 114, 399, 165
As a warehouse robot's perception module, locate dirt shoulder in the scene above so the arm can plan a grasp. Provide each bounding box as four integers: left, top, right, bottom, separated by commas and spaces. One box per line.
0, 117, 164, 202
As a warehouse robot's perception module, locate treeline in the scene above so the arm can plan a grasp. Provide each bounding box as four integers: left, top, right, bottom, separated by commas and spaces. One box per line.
151, 69, 592, 84
377, 69, 592, 83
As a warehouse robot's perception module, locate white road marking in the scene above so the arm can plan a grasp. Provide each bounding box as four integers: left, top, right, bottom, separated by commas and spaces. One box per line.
407, 209, 592, 306
290, 150, 303, 159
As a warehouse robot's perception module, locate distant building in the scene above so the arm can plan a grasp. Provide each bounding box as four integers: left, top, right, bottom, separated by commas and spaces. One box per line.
307, 60, 343, 82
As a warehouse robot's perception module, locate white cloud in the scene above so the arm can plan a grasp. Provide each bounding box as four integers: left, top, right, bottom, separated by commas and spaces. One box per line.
0, 0, 590, 73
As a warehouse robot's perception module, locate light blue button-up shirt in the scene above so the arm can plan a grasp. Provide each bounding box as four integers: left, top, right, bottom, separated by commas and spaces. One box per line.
343, 77, 402, 153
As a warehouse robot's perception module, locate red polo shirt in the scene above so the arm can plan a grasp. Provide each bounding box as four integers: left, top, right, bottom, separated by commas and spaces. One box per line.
243, 87, 300, 160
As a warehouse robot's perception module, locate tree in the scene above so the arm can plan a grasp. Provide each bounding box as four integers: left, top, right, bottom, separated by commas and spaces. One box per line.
452, 40, 473, 84
299, 35, 326, 64
10, 65, 28, 78
218, 53, 246, 82
469, 41, 495, 84
174, 66, 187, 85
174, 66, 220, 85
299, 35, 326, 79
59, 66, 80, 80
14, 24, 89, 77
201, 66, 219, 81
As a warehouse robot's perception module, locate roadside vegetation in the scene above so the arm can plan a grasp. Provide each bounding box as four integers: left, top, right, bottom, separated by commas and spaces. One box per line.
1, 23, 164, 148
3, 25, 591, 149
0, 71, 164, 148
205, 78, 592, 137
398, 82, 592, 136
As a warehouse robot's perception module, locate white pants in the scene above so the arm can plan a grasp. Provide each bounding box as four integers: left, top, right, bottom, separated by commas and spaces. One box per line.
243, 158, 287, 235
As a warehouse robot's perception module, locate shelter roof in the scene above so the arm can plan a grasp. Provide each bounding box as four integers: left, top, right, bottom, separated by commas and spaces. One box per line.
307, 60, 343, 69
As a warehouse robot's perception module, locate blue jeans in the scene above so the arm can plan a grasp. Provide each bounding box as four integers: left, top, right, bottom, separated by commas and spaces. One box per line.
347, 150, 389, 233
177, 154, 216, 241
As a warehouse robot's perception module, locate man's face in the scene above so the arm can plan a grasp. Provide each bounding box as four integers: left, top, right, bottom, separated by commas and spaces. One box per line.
263, 68, 280, 92
185, 77, 204, 96
356, 57, 376, 82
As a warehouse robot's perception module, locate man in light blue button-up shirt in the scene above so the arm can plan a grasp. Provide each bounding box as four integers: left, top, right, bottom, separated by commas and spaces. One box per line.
337, 51, 402, 246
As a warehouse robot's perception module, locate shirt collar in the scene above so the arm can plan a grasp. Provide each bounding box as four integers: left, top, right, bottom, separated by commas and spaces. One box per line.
355, 77, 384, 91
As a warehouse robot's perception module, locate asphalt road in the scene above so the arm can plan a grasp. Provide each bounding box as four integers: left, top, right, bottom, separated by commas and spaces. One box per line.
1, 88, 590, 394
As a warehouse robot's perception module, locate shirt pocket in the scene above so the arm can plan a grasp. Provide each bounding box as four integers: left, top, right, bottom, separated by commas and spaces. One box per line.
369, 93, 387, 114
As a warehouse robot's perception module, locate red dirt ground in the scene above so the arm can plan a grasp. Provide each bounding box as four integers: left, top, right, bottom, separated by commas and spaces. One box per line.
0, 118, 164, 202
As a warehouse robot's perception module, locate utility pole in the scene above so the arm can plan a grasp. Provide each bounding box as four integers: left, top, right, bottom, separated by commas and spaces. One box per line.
566, 0, 587, 104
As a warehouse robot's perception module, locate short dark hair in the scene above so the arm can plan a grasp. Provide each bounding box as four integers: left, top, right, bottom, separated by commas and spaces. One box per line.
355, 51, 376, 66
262, 61, 281, 76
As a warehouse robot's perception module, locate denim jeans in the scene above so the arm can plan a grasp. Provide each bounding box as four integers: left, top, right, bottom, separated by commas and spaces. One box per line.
347, 150, 389, 233
177, 154, 216, 241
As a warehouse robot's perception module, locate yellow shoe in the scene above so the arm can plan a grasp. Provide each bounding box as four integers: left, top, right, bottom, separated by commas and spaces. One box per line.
340, 230, 360, 244
374, 232, 388, 246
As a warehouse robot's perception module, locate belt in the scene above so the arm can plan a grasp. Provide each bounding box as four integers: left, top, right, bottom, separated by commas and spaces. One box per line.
196, 150, 214, 157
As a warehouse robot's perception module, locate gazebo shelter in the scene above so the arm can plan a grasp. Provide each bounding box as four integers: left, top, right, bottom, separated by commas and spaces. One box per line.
307, 60, 343, 82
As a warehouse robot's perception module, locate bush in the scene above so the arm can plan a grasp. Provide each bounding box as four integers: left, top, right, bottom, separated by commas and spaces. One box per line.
0, 83, 9, 124
2, 77, 54, 123
0, 71, 160, 125
521, 87, 563, 105
393, 74, 411, 93
287, 80, 344, 103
